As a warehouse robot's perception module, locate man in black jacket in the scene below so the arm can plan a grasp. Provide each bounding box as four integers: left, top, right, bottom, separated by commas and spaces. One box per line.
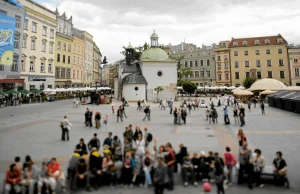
89, 148, 103, 189
88, 133, 100, 151
174, 143, 188, 173
143, 106, 151, 121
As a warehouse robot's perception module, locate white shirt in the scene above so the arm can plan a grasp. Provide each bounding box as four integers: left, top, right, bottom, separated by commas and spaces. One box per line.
135, 139, 145, 155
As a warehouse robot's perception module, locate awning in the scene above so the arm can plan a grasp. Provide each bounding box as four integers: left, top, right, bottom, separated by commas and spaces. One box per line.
0, 78, 25, 84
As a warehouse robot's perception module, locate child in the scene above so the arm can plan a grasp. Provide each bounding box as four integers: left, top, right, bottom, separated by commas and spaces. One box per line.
103, 115, 108, 128
112, 105, 115, 114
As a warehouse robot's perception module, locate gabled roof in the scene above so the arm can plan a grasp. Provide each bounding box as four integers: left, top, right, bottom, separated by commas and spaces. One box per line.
230, 34, 287, 47
122, 73, 147, 85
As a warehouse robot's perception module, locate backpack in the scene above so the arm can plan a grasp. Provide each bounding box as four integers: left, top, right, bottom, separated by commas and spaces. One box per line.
146, 133, 153, 142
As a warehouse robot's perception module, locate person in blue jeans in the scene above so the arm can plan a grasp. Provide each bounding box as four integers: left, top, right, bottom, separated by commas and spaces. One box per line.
143, 151, 153, 187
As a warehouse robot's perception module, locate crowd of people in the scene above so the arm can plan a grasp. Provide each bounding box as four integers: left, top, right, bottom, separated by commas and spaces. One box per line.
5, 124, 291, 194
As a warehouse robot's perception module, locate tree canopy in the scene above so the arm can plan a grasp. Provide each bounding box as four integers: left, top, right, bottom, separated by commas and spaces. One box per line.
120, 42, 150, 61
243, 77, 257, 89
170, 55, 193, 82
182, 82, 197, 94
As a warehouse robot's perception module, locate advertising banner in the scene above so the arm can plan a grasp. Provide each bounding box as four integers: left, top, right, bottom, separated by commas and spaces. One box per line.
0, 14, 16, 66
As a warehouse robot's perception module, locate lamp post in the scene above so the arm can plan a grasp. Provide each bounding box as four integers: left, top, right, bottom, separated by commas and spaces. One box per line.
97, 56, 107, 105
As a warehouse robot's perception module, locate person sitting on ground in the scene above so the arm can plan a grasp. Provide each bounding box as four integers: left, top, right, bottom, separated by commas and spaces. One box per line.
76, 138, 88, 156
273, 151, 290, 189
47, 158, 66, 193
5, 163, 22, 194
75, 158, 91, 191
133, 126, 143, 141
182, 154, 197, 187
88, 133, 101, 151
21, 161, 39, 194
38, 162, 50, 194
253, 149, 265, 188
14, 157, 22, 170
89, 148, 103, 190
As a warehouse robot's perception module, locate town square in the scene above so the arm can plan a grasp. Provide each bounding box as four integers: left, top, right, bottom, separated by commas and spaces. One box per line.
1, 0, 300, 194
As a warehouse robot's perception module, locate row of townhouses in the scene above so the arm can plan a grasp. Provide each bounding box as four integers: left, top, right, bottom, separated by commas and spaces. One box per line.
0, 0, 101, 92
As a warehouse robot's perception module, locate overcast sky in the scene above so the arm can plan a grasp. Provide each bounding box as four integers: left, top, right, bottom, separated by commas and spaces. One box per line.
36, 0, 300, 63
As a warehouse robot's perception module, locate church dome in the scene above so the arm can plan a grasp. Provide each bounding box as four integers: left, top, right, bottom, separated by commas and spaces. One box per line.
140, 48, 169, 61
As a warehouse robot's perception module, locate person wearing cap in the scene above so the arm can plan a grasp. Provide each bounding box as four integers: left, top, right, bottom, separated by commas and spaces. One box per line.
88, 133, 101, 151
89, 148, 103, 190
67, 150, 81, 191
75, 138, 88, 156
154, 156, 167, 194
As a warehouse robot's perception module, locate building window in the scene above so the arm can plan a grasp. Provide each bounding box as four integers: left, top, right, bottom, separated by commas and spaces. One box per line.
22, 36, 27, 48
254, 40, 260, 45
246, 72, 250, 78
279, 59, 284, 66
68, 56, 70, 64
30, 85, 35, 90
14, 33, 20, 48
63, 43, 66, 51
40, 62, 45, 72
15, 15, 21, 28
225, 73, 229, 80
294, 58, 298, 63
74, 44, 76, 52
190, 71, 194, 78
257, 71, 262, 79
235, 72, 239, 79
61, 68, 66, 78
225, 63, 229, 69
234, 51, 238, 56
268, 71, 272, 78
11, 54, 19, 71
77, 57, 79, 64
195, 60, 198, 67
68, 44, 71, 52
255, 50, 260, 55
32, 22, 37, 33
256, 60, 261, 67
217, 56, 221, 61
55, 67, 60, 78
31, 39, 35, 50
235, 61, 239, 68
48, 61, 53, 73
218, 64, 221, 70
21, 59, 25, 71
42, 26, 47, 36
57, 54, 60, 62
207, 59, 210, 66
0, 64, 4, 71
29, 59, 34, 72
200, 71, 204, 77
195, 71, 199, 77
267, 60, 272, 66
278, 48, 283, 54
66, 68, 70, 78
207, 70, 211, 77
40, 84, 45, 90
233, 41, 238, 46
242, 41, 247, 46
280, 71, 285, 78
218, 73, 222, 81
265, 39, 270, 44
50, 29, 54, 38
81, 58, 83, 65
77, 70, 79, 79
42, 41, 46, 52
184, 61, 188, 67
295, 68, 300, 77
224, 55, 228, 61
49, 43, 53, 54
73, 70, 75, 78
57, 41, 61, 49
245, 61, 249, 67
266, 49, 270, 54
24, 19, 28, 30
200, 60, 203, 66
277, 38, 283, 43
62, 55, 65, 63
190, 61, 193, 67
244, 50, 248, 55
73, 56, 76, 64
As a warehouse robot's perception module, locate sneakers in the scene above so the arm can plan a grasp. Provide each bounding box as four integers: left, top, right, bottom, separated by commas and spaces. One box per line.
194, 182, 198, 186
184, 182, 188, 186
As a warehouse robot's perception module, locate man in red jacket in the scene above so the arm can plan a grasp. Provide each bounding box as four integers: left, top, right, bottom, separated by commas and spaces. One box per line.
5, 163, 22, 194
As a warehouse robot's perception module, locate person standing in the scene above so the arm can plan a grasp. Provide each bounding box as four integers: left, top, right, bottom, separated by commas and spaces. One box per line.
169, 99, 173, 114
143, 106, 151, 121
122, 105, 127, 118
84, 108, 90, 126
260, 102, 265, 115
233, 107, 239, 125
88, 133, 101, 151
177, 109, 182, 125
95, 112, 101, 129
248, 101, 251, 112
223, 147, 236, 185
223, 106, 230, 125
239, 105, 246, 127
117, 106, 123, 122
153, 156, 167, 194
173, 108, 178, 124
61, 116, 70, 141
213, 107, 218, 124
137, 100, 141, 111
165, 143, 175, 190
181, 108, 187, 124
238, 141, 253, 189
214, 160, 225, 194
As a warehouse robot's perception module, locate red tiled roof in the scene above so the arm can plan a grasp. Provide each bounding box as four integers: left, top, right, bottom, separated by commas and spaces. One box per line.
229, 34, 287, 47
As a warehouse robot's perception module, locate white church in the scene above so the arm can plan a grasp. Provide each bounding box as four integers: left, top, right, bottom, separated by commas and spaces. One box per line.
115, 32, 177, 102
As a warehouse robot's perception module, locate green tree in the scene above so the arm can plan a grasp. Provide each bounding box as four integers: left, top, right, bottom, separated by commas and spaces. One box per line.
154, 86, 164, 102
182, 82, 197, 94
170, 55, 193, 82
120, 42, 149, 61
243, 77, 257, 89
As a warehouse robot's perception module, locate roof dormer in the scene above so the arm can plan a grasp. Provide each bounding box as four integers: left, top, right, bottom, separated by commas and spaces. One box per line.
242, 41, 248, 46
254, 40, 260, 45
265, 39, 270, 44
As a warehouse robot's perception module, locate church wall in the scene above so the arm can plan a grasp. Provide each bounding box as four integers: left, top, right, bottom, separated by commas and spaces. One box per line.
122, 84, 146, 102
141, 62, 177, 101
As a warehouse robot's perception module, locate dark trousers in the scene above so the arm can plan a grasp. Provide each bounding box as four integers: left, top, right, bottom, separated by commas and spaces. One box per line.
61, 128, 69, 141
238, 164, 253, 188
121, 167, 133, 185
117, 115, 123, 122
261, 108, 265, 115
216, 183, 225, 194
91, 173, 103, 188
253, 171, 261, 186
170, 108, 173, 114
224, 115, 230, 124
167, 167, 174, 190
143, 113, 150, 121
86, 118, 92, 127
182, 117, 186, 124
75, 174, 90, 190
182, 168, 195, 183
154, 183, 165, 194
103, 171, 117, 185
240, 116, 245, 126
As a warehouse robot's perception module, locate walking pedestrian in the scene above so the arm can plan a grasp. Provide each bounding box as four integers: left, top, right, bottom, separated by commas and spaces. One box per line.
122, 105, 127, 118
169, 99, 173, 114
143, 106, 151, 121
248, 101, 251, 112
223, 147, 236, 186
223, 106, 230, 125
261, 102, 265, 115
233, 107, 239, 125
61, 115, 70, 141
239, 105, 246, 127
95, 111, 101, 129
181, 108, 187, 124
214, 160, 225, 194
117, 106, 123, 122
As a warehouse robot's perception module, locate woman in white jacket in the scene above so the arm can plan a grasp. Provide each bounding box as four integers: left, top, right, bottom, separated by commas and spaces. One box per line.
135, 133, 145, 160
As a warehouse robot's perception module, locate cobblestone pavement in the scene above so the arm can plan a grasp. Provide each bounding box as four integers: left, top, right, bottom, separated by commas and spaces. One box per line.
0, 98, 299, 194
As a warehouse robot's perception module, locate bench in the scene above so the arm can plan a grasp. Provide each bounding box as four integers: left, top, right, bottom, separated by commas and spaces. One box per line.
236, 164, 276, 184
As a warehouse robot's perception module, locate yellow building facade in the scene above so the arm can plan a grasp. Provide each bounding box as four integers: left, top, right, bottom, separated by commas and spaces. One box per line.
288, 46, 300, 86
54, 11, 73, 88
230, 34, 290, 86
215, 41, 231, 86
92, 43, 101, 85
72, 28, 85, 87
